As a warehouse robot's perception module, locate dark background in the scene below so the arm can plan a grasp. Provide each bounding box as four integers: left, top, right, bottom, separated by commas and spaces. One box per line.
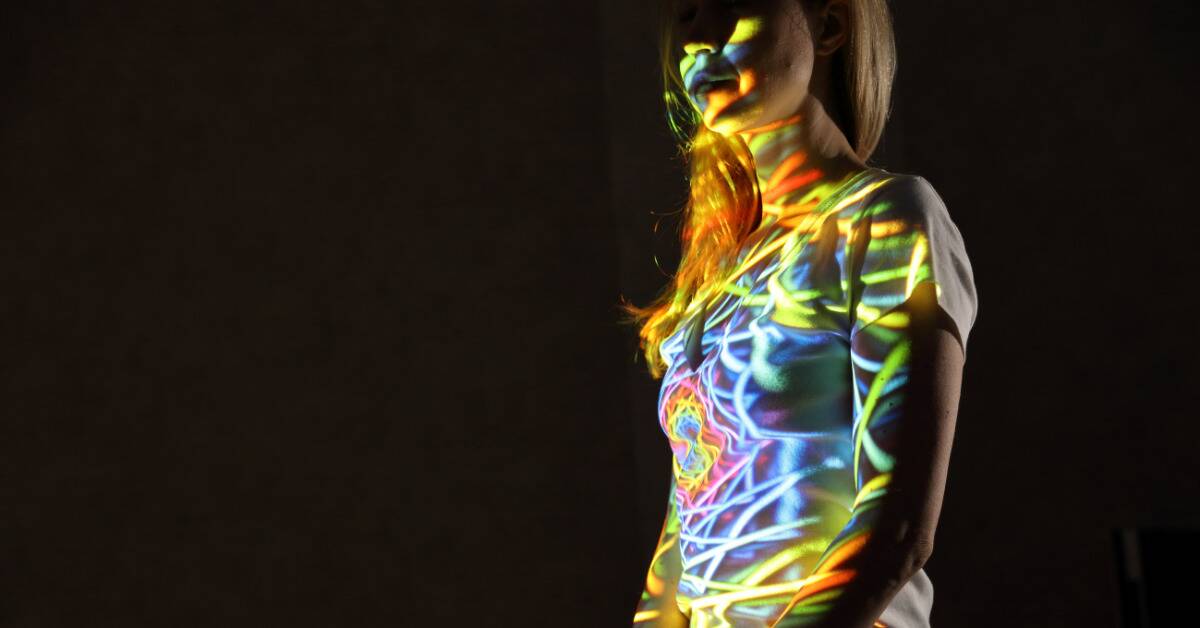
1, 1, 1196, 626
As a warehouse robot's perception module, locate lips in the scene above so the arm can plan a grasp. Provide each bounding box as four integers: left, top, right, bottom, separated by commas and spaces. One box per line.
690, 72, 739, 97
694, 78, 738, 95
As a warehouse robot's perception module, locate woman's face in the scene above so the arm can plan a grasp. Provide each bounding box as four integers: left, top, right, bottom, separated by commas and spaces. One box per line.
674, 0, 826, 135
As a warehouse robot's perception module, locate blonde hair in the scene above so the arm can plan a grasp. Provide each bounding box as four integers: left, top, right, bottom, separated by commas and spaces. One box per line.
620, 0, 897, 378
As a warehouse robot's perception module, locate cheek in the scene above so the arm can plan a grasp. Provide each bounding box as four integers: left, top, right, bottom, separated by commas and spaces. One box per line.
731, 20, 812, 90
774, 23, 814, 72
749, 48, 809, 109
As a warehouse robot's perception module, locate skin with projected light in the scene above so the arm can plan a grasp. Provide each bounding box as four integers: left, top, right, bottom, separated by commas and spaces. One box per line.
631, 1, 974, 627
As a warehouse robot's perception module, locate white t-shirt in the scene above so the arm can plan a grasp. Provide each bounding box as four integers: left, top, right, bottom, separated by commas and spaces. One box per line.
656, 167, 977, 627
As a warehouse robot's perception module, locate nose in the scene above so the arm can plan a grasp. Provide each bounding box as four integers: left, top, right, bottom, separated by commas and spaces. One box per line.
679, 4, 730, 58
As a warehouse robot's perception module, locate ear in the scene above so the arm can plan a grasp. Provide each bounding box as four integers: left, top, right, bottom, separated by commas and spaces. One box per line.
813, 0, 851, 57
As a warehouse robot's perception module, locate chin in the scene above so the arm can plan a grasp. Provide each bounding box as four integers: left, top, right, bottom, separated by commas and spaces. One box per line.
701, 98, 767, 136
705, 111, 764, 137
706, 119, 747, 136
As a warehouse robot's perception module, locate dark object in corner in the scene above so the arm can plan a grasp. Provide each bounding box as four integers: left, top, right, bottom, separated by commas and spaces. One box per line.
1113, 526, 1198, 627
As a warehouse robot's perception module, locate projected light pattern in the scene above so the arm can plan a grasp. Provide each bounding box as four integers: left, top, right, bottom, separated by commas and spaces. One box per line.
680, 16, 764, 132
652, 169, 966, 627
634, 476, 687, 626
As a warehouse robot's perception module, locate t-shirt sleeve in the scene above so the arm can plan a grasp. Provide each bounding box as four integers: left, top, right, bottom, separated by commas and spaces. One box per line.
846, 175, 979, 356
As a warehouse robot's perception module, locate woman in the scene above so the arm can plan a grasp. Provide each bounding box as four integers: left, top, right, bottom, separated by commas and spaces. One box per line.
624, 1, 979, 627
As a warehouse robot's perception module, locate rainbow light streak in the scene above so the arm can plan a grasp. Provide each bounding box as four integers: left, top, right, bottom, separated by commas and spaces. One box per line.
637, 170, 966, 627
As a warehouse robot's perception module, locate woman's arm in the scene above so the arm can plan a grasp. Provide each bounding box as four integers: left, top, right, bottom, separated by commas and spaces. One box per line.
633, 473, 691, 628
771, 281, 965, 628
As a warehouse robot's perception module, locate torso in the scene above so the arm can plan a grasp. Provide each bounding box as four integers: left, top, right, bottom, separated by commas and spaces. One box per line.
657, 167, 933, 627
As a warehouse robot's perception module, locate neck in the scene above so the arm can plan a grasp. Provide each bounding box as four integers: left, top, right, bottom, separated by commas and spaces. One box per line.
736, 96, 869, 232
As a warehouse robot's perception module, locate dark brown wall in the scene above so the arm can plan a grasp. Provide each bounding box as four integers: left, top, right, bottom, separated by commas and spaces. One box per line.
2, 1, 638, 626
